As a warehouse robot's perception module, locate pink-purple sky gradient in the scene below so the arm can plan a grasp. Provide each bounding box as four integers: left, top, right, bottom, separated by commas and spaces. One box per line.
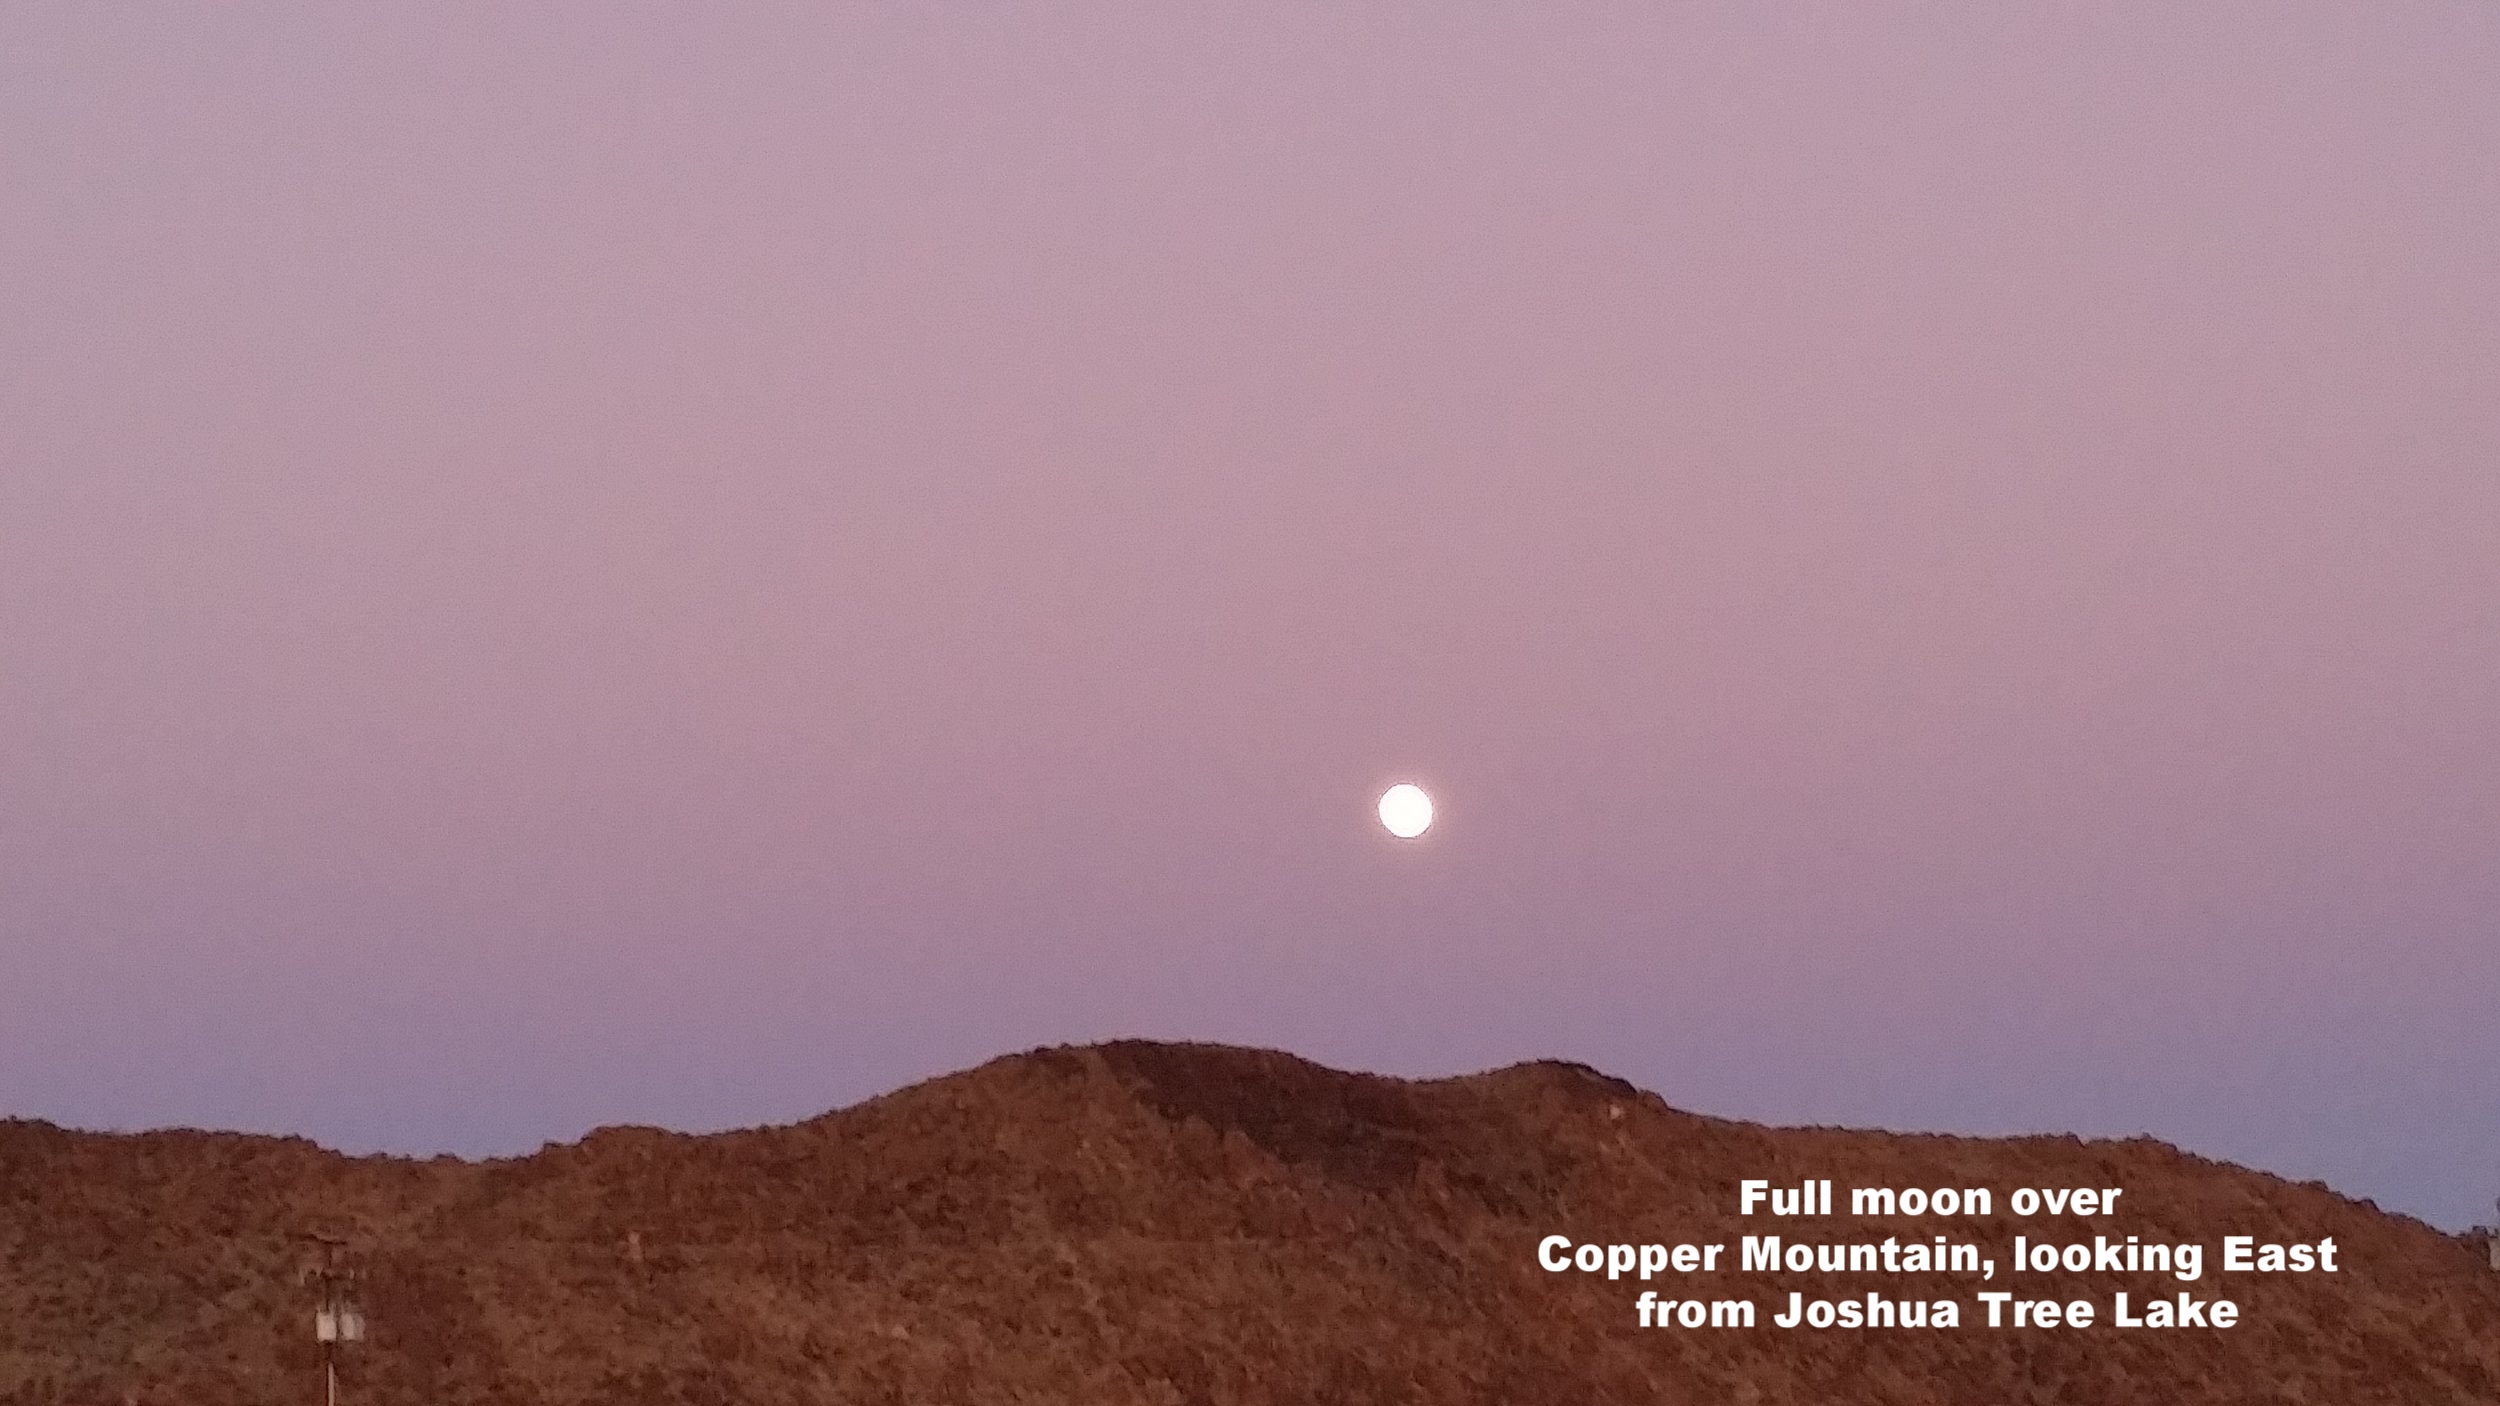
4, 6, 2496, 1227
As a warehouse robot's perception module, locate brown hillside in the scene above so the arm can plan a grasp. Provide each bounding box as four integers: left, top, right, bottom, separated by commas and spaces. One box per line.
3, 1041, 2496, 1404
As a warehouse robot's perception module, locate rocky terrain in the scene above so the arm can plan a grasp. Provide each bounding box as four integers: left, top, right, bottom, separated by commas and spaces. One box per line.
4, 1040, 2496, 1404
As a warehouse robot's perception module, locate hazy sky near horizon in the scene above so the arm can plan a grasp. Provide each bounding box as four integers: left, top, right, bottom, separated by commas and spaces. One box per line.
5, 6, 2497, 1227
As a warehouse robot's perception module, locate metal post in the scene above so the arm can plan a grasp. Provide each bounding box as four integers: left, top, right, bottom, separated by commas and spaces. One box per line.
306, 1235, 364, 1406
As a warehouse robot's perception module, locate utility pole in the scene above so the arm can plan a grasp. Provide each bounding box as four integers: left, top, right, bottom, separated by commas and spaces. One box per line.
303, 1235, 366, 1406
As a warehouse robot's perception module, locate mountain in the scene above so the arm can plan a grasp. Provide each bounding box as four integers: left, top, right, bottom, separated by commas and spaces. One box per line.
4, 1040, 2496, 1404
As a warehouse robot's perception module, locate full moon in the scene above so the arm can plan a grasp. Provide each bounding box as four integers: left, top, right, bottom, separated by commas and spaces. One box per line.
1377, 783, 1434, 839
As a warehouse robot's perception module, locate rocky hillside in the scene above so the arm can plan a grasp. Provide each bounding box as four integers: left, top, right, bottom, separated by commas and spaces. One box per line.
4, 1041, 2496, 1404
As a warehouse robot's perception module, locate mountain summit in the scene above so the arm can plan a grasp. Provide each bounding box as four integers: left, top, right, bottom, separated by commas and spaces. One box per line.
4, 1040, 2495, 1403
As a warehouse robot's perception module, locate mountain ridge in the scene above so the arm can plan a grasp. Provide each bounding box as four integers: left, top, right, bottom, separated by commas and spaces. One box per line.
5, 1039, 2496, 1404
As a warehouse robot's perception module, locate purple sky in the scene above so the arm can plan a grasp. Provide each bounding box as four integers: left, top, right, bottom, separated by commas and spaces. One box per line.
4, 6, 2496, 1228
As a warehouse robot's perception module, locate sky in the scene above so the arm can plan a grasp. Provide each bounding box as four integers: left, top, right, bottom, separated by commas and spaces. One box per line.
3, 5, 2496, 1229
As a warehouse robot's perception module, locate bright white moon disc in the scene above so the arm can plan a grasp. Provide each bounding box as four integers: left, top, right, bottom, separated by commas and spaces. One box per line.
1378, 783, 1433, 839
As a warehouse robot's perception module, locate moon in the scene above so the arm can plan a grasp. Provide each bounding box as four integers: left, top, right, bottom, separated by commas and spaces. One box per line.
1377, 783, 1434, 839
